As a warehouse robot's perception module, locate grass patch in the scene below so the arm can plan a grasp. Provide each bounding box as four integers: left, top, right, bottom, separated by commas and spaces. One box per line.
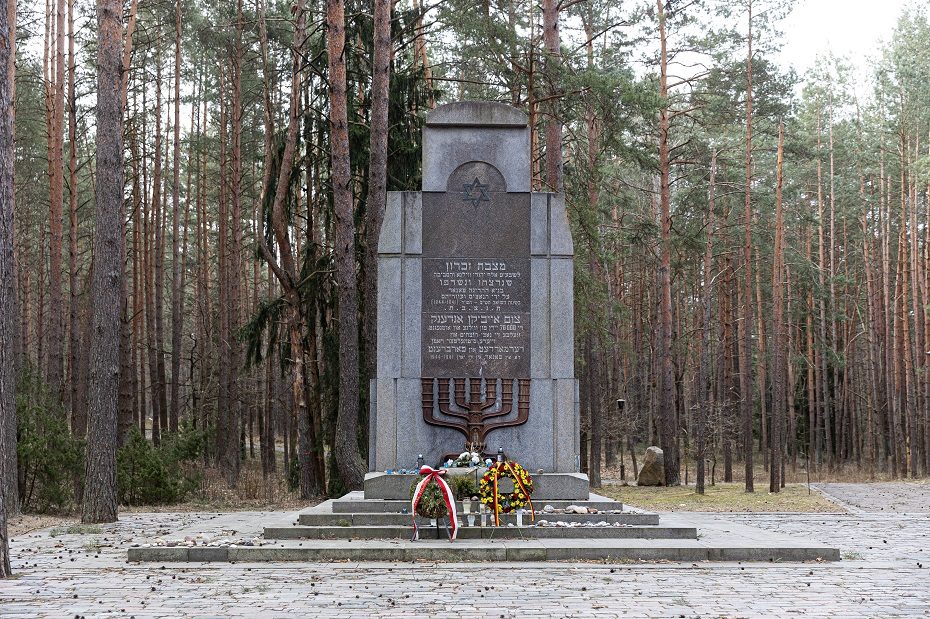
601, 483, 845, 513
49, 523, 103, 536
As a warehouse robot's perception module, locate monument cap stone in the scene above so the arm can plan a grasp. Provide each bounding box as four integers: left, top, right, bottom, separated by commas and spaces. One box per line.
422, 102, 531, 193
425, 101, 529, 127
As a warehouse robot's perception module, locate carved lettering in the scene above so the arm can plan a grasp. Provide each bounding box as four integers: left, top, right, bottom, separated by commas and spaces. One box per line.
422, 257, 530, 376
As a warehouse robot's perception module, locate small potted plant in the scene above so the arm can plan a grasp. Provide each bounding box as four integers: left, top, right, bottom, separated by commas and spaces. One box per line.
452, 475, 478, 525
452, 475, 479, 502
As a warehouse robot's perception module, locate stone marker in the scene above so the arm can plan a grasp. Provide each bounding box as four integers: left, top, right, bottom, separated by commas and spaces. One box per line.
369, 101, 580, 475
636, 446, 665, 486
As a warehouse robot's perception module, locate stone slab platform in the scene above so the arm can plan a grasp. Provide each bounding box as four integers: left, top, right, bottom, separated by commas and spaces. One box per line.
364, 471, 590, 501
263, 524, 697, 540
125, 498, 840, 564
297, 511, 660, 526
127, 537, 839, 563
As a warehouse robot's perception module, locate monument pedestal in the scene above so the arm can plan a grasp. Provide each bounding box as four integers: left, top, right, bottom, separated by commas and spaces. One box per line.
128, 489, 841, 564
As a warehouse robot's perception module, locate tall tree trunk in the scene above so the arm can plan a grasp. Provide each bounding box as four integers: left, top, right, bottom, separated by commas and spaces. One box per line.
150, 45, 167, 439
67, 0, 82, 430
362, 0, 391, 420
925, 131, 930, 475
697, 150, 717, 494
176, 62, 197, 436
0, 0, 20, 528
720, 230, 735, 482
785, 262, 798, 472
739, 0, 755, 492
154, 52, 169, 437
655, 0, 679, 485
755, 247, 767, 468
815, 109, 832, 467
83, 0, 123, 524
329, 0, 366, 489
827, 99, 839, 468
770, 122, 786, 493
542, 0, 562, 191
583, 9, 604, 486
216, 66, 230, 471
196, 79, 211, 458
131, 118, 145, 439
907, 134, 922, 476
258, 0, 323, 497
47, 0, 65, 399
168, 0, 182, 433
46, 0, 65, 397
220, 0, 245, 486
257, 0, 275, 479
410, 0, 433, 105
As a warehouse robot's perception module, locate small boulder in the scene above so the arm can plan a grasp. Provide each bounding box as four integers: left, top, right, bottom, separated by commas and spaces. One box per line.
636, 446, 665, 486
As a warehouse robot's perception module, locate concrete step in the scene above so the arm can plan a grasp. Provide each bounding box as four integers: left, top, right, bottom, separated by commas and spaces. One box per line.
330, 498, 622, 514
127, 539, 841, 563
297, 511, 659, 527
264, 524, 696, 540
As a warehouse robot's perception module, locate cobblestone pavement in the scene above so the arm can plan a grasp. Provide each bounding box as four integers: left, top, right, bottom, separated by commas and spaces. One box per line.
2, 486, 929, 618
814, 481, 930, 514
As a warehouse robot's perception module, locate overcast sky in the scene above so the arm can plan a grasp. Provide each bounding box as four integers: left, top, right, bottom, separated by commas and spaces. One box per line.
777, 0, 911, 74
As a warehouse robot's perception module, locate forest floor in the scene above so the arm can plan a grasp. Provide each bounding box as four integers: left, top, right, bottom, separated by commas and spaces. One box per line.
2, 482, 929, 617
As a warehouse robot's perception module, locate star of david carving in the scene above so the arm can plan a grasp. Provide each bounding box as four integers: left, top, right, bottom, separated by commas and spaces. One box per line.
461, 177, 491, 208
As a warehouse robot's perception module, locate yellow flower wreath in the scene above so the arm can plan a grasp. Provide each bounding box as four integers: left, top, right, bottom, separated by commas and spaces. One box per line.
479, 461, 534, 513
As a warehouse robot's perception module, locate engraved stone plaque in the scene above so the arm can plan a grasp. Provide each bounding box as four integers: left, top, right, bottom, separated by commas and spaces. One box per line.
421, 161, 531, 377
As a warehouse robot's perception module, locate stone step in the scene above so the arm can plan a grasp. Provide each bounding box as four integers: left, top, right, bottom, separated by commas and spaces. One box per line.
264, 524, 696, 540
364, 471, 590, 501
297, 511, 659, 527
127, 539, 841, 564
330, 498, 621, 514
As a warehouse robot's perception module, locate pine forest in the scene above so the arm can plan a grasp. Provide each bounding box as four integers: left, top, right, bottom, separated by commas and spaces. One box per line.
2, 0, 930, 537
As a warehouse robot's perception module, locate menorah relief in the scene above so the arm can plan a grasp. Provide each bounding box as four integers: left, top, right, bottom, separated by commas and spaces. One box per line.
421, 377, 530, 456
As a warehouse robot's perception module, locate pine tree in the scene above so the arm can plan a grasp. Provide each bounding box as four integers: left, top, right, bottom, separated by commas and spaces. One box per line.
82, 0, 124, 524
0, 0, 18, 574
328, 0, 366, 490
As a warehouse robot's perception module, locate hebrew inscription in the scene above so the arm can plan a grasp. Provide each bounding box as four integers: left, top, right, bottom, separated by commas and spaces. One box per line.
420, 161, 531, 378
422, 258, 530, 377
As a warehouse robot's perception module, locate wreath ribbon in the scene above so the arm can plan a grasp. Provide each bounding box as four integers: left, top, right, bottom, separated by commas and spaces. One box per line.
411, 465, 459, 541
493, 474, 500, 526
504, 461, 535, 523
485, 461, 535, 526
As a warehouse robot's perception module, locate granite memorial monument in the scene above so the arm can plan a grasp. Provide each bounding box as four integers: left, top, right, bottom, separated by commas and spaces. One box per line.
369, 101, 580, 477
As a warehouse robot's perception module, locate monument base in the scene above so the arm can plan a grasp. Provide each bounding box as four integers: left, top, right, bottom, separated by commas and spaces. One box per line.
364, 471, 590, 501
126, 491, 841, 564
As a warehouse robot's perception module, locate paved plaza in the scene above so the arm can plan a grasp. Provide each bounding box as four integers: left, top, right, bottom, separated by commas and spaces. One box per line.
1, 483, 929, 617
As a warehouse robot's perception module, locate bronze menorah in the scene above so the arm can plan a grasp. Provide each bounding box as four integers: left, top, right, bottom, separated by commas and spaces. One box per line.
421, 377, 530, 454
